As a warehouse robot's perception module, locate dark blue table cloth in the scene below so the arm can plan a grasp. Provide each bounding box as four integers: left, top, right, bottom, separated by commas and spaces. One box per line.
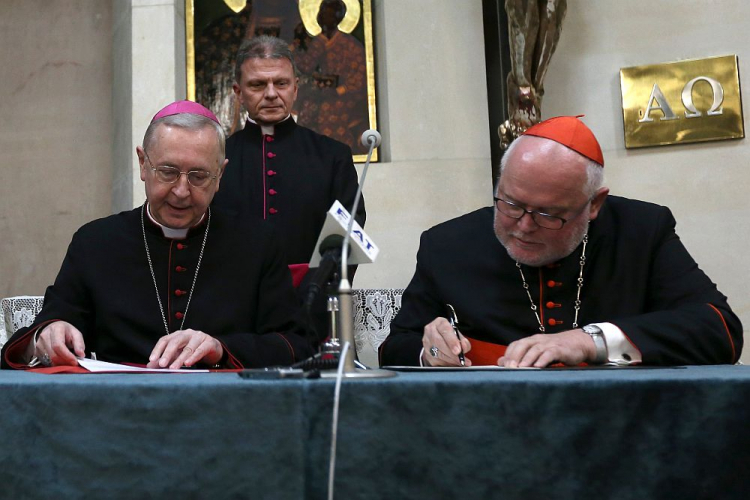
2, 366, 749, 499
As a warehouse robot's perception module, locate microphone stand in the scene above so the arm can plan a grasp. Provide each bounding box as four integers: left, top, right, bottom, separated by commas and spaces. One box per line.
321, 130, 396, 379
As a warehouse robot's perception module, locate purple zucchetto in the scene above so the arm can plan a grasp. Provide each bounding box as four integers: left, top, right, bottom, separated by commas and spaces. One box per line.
151, 100, 220, 125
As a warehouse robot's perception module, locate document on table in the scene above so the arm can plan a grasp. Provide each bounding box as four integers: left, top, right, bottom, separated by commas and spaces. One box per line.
77, 357, 209, 373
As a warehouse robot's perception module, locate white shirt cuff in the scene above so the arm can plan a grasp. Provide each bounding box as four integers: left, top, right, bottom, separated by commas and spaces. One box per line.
592, 322, 642, 365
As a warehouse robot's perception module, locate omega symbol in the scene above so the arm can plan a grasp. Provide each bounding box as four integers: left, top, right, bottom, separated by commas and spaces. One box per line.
638, 76, 724, 123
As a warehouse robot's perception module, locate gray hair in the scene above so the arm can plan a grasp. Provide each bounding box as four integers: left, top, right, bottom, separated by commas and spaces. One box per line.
234, 35, 298, 83
142, 113, 226, 162
498, 136, 603, 198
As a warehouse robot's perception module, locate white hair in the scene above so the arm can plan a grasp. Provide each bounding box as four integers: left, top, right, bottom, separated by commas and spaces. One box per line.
498, 136, 603, 198
143, 113, 226, 162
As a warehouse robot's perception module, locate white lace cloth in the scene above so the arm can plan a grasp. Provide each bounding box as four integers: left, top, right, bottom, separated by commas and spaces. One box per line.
353, 288, 404, 357
1, 296, 45, 348
0, 290, 405, 355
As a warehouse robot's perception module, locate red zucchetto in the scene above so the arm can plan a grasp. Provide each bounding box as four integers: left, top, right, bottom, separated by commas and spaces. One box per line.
522, 115, 604, 167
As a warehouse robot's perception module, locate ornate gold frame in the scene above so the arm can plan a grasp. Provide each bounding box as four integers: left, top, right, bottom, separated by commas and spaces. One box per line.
185, 0, 378, 162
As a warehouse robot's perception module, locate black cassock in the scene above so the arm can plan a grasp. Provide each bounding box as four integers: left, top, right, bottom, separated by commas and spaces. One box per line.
2, 205, 313, 369
213, 118, 366, 266
380, 196, 743, 366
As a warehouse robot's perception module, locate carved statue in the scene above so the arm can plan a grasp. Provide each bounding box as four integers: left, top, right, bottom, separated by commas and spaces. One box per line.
499, 0, 567, 149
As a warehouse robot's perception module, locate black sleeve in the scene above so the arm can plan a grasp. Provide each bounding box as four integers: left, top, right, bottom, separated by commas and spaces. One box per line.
2, 229, 97, 369
331, 142, 366, 228
611, 207, 742, 364
218, 227, 314, 368
378, 231, 445, 366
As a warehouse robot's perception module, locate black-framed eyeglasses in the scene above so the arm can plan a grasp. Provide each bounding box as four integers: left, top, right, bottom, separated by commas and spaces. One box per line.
494, 196, 590, 230
144, 150, 218, 188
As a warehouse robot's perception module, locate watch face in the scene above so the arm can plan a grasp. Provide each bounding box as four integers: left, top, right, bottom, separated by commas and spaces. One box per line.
584, 325, 602, 336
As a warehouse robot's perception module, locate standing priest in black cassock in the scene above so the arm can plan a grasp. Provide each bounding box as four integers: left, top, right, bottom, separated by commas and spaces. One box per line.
2, 101, 312, 370
211, 35, 365, 287
379, 116, 742, 368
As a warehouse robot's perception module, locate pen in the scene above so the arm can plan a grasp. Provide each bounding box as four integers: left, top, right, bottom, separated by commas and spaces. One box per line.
446, 304, 465, 366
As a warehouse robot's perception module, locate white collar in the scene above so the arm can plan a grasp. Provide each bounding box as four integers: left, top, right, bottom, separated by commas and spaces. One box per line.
146, 203, 204, 240
247, 114, 293, 136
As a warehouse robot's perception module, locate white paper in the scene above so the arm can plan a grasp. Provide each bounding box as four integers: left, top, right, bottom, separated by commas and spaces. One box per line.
77, 357, 209, 373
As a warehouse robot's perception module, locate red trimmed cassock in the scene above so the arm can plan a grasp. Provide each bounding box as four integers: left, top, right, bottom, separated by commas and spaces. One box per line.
1, 206, 312, 369
379, 196, 743, 366
212, 117, 365, 272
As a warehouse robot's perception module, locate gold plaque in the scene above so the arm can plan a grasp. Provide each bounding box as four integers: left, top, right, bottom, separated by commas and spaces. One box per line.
620, 55, 744, 148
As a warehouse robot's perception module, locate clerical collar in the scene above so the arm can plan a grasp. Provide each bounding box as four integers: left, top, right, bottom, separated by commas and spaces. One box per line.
247, 114, 293, 136
145, 203, 204, 239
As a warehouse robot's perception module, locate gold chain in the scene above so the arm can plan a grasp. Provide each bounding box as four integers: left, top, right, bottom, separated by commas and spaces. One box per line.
515, 234, 588, 333
141, 204, 211, 336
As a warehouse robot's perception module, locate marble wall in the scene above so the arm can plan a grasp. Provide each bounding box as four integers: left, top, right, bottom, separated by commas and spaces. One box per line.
0, 0, 113, 296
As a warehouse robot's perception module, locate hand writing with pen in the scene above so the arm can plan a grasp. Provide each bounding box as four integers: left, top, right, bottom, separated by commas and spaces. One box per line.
421, 304, 472, 367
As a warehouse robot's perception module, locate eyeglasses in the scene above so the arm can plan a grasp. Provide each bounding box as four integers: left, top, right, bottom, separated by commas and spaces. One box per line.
494, 196, 590, 230
144, 150, 218, 188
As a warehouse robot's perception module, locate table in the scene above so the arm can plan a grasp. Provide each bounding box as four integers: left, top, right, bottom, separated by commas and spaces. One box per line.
2, 366, 749, 499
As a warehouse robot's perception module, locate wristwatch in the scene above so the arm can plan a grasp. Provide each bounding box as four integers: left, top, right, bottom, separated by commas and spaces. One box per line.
582, 324, 608, 364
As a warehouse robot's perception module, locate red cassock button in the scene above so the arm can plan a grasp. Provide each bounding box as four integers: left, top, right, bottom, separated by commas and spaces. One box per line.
174, 289, 185, 296
265, 135, 274, 142
175, 312, 184, 319
548, 318, 563, 326
547, 280, 562, 288
267, 152, 276, 158
269, 189, 277, 195
177, 243, 186, 250
546, 301, 561, 309
175, 266, 187, 272
267, 170, 277, 176
269, 208, 278, 214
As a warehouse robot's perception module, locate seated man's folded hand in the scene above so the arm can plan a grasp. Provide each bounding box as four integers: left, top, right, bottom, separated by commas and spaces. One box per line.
147, 329, 224, 369
498, 329, 595, 368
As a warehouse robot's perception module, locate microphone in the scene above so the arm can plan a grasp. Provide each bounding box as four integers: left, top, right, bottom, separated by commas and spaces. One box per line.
308, 128, 394, 378
331, 128, 396, 378
304, 234, 345, 310
339, 129, 380, 278
360, 129, 381, 148
309, 201, 378, 268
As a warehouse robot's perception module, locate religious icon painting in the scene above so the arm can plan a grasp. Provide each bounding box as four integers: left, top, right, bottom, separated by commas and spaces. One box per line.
186, 0, 378, 161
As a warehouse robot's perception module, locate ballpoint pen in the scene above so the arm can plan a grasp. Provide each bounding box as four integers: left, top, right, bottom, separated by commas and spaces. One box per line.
446, 304, 465, 366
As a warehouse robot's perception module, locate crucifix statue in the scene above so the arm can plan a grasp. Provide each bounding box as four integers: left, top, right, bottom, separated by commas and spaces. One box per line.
499, 0, 567, 149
